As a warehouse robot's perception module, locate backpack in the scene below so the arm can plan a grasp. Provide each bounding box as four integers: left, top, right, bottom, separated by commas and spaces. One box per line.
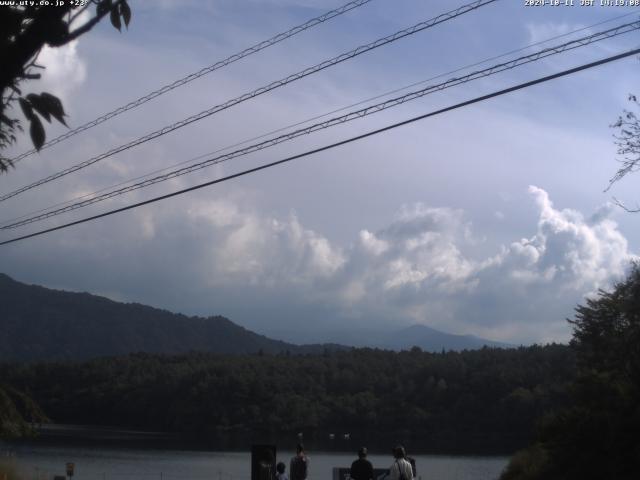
406, 457, 416, 477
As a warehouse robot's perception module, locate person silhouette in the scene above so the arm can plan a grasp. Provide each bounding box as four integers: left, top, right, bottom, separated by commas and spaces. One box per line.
350, 447, 373, 480
389, 446, 413, 480
290, 443, 309, 480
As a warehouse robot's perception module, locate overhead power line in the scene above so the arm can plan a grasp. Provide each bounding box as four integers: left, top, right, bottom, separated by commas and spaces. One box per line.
9, 0, 375, 163
1, 47, 638, 247
0, 0, 498, 204
4, 11, 635, 230
3, 19, 639, 230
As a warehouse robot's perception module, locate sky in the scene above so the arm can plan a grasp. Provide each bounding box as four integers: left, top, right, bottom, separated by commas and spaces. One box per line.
1, 0, 639, 345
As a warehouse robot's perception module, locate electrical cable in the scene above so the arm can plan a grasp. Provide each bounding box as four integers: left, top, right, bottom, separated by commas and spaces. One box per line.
0, 0, 498, 203
8, 0, 376, 163
3, 19, 638, 230
1, 47, 637, 247
3, 9, 636, 228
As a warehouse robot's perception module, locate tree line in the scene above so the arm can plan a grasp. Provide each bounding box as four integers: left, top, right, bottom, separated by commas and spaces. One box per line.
1, 343, 575, 454
4, 263, 638, 471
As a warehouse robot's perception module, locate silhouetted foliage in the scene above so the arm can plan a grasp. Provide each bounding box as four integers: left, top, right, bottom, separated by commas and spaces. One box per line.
501, 265, 640, 479
0, 344, 575, 453
0, 384, 48, 439
0, 272, 579, 452
0, 0, 131, 172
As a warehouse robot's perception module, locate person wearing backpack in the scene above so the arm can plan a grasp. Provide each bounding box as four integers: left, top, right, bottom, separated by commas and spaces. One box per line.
389, 446, 413, 480
290, 443, 309, 480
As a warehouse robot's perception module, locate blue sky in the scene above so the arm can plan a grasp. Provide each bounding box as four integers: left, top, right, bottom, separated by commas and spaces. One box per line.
1, 0, 639, 344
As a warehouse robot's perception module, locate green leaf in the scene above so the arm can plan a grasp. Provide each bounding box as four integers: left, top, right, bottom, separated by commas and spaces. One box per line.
26, 93, 52, 123
29, 115, 45, 150
18, 98, 34, 120
110, 7, 121, 31
120, 1, 131, 28
39, 92, 67, 126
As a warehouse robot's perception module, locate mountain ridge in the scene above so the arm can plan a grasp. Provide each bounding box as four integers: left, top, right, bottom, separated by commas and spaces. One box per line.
0, 273, 511, 362
0, 273, 331, 361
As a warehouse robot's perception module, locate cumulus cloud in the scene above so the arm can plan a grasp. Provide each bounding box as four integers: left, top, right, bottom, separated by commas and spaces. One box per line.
197, 203, 342, 283
441, 186, 636, 342
158, 187, 629, 342
273, 185, 634, 343
2, 0, 637, 348
1, 187, 635, 345
351, 204, 477, 296
519, 186, 632, 292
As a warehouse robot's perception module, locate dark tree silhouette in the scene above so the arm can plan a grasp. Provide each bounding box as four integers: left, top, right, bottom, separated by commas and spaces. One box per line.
0, 384, 48, 439
570, 264, 640, 380
501, 264, 640, 480
0, 0, 131, 172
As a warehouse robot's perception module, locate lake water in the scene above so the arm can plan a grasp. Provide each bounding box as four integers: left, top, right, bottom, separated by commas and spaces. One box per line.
5, 445, 508, 480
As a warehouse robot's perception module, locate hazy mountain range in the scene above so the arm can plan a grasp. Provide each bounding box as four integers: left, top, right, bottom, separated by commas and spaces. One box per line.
331, 324, 512, 351
0, 273, 510, 362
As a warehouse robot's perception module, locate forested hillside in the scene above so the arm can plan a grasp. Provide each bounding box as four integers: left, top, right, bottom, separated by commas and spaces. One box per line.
0, 273, 338, 361
0, 274, 507, 361
1, 345, 574, 453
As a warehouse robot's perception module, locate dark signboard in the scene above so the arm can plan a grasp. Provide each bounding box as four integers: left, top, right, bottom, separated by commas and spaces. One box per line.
251, 444, 276, 480
332, 467, 391, 480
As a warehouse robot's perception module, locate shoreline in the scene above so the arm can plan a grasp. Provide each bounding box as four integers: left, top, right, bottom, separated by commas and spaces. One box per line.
7, 424, 520, 457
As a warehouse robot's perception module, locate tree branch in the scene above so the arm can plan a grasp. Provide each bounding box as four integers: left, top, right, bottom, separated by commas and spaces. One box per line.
66, 1, 124, 42
612, 196, 640, 213
69, 1, 93, 24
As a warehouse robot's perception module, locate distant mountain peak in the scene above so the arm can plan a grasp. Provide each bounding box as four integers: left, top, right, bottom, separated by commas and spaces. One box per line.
390, 323, 512, 351
0, 273, 512, 362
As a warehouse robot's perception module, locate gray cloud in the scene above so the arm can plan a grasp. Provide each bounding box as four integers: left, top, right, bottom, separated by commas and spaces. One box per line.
2, 1, 639, 346
1, 186, 635, 345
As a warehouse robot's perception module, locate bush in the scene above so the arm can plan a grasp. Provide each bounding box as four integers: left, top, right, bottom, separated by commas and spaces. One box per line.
500, 444, 551, 480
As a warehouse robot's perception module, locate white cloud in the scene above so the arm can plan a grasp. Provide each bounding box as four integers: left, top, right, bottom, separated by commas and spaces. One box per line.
184, 188, 635, 342
36, 40, 87, 104
186, 200, 345, 286
359, 230, 389, 256
2, 181, 635, 345
1, 0, 638, 348
521, 185, 633, 292
321, 187, 635, 342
